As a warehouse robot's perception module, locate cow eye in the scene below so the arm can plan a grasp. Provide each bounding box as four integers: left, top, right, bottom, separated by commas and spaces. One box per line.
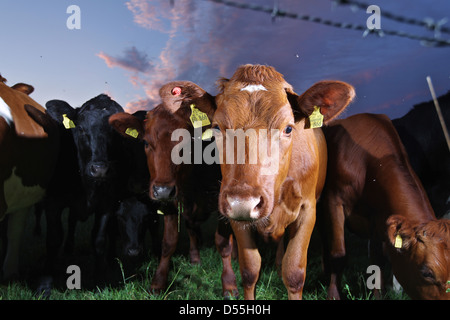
283, 125, 293, 137
143, 140, 149, 148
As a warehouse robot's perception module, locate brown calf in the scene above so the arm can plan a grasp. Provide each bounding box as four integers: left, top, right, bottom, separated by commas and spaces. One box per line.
109, 81, 237, 296
196, 64, 355, 299
319, 113, 450, 300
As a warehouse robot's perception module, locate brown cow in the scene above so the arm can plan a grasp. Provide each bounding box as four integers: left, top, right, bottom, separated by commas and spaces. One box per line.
109, 81, 237, 297
319, 113, 450, 300
0, 75, 58, 279
193, 64, 355, 299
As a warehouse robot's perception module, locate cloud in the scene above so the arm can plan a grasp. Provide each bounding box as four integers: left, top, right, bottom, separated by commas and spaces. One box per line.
97, 46, 153, 74
99, 0, 449, 118
126, 0, 173, 32
113, 0, 319, 112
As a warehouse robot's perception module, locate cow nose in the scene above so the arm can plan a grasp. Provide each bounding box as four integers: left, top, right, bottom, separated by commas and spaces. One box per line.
152, 185, 176, 200
88, 162, 109, 178
127, 247, 141, 257
226, 195, 262, 221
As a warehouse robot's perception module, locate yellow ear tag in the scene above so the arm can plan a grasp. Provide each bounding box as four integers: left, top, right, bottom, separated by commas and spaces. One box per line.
190, 104, 210, 128
394, 234, 403, 249
307, 106, 324, 129
125, 127, 139, 139
201, 128, 213, 140
157, 210, 164, 215
62, 114, 75, 129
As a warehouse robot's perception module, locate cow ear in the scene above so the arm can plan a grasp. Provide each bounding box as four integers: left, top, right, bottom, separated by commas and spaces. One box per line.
159, 81, 216, 114
24, 104, 57, 135
45, 100, 77, 126
109, 112, 145, 140
12, 83, 34, 95
287, 81, 355, 124
386, 215, 416, 251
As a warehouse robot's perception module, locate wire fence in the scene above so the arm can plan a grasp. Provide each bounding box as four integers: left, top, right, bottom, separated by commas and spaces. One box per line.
200, 0, 450, 47
333, 0, 450, 36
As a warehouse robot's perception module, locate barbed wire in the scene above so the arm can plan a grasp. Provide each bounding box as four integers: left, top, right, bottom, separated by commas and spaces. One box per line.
202, 0, 450, 47
333, 0, 450, 36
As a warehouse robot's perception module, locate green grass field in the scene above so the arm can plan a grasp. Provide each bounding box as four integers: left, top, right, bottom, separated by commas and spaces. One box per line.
0, 209, 409, 300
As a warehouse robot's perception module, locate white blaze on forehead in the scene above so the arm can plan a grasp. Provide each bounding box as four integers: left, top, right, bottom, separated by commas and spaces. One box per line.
240, 84, 268, 93
0, 96, 13, 125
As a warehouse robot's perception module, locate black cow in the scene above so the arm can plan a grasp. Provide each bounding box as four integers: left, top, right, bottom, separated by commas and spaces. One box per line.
34, 115, 87, 296
113, 111, 161, 270
392, 91, 450, 218
46, 95, 158, 282
115, 196, 160, 275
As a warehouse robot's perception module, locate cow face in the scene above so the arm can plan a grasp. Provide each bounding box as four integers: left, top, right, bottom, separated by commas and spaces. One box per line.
46, 95, 124, 208
110, 109, 178, 201
116, 197, 150, 260
109, 81, 215, 202
212, 64, 354, 222
144, 106, 187, 201
47, 94, 124, 180
387, 215, 450, 300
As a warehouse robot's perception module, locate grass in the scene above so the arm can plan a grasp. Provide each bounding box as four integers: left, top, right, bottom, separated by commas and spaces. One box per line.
0, 209, 409, 300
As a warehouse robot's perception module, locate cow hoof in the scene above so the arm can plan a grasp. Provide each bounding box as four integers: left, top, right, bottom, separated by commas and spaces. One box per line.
150, 283, 165, 295
190, 254, 201, 265
223, 289, 240, 300
327, 286, 341, 300
35, 276, 53, 299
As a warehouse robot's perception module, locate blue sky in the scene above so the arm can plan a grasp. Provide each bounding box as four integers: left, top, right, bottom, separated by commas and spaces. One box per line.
1, 0, 449, 119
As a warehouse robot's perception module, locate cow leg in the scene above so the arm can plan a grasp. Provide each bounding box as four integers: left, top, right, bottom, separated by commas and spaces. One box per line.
151, 213, 178, 293
275, 237, 285, 276
231, 220, 260, 300
368, 238, 385, 299
215, 218, 238, 299
45, 204, 64, 271
320, 199, 346, 300
148, 215, 161, 258
3, 208, 29, 280
185, 220, 202, 265
64, 209, 78, 255
282, 206, 316, 300
92, 212, 110, 283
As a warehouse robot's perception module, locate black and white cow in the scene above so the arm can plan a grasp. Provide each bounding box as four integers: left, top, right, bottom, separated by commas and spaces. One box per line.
0, 75, 59, 280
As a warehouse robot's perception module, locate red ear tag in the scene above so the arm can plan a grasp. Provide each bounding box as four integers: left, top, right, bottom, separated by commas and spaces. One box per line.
172, 87, 182, 96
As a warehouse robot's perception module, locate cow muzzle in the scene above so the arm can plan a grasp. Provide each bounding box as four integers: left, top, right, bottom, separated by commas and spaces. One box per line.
224, 195, 264, 221
87, 161, 110, 179
152, 184, 177, 201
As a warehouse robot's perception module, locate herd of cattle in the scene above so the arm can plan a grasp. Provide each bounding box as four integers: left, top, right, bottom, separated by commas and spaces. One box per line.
0, 64, 449, 300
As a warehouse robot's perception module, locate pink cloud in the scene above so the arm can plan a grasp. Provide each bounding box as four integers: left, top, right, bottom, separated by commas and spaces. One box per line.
125, 97, 153, 113
97, 46, 153, 73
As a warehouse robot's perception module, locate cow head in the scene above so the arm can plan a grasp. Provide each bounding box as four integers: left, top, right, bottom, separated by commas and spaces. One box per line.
46, 95, 124, 208
109, 81, 215, 202
116, 197, 150, 260
0, 75, 48, 138
387, 215, 450, 300
207, 64, 354, 222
